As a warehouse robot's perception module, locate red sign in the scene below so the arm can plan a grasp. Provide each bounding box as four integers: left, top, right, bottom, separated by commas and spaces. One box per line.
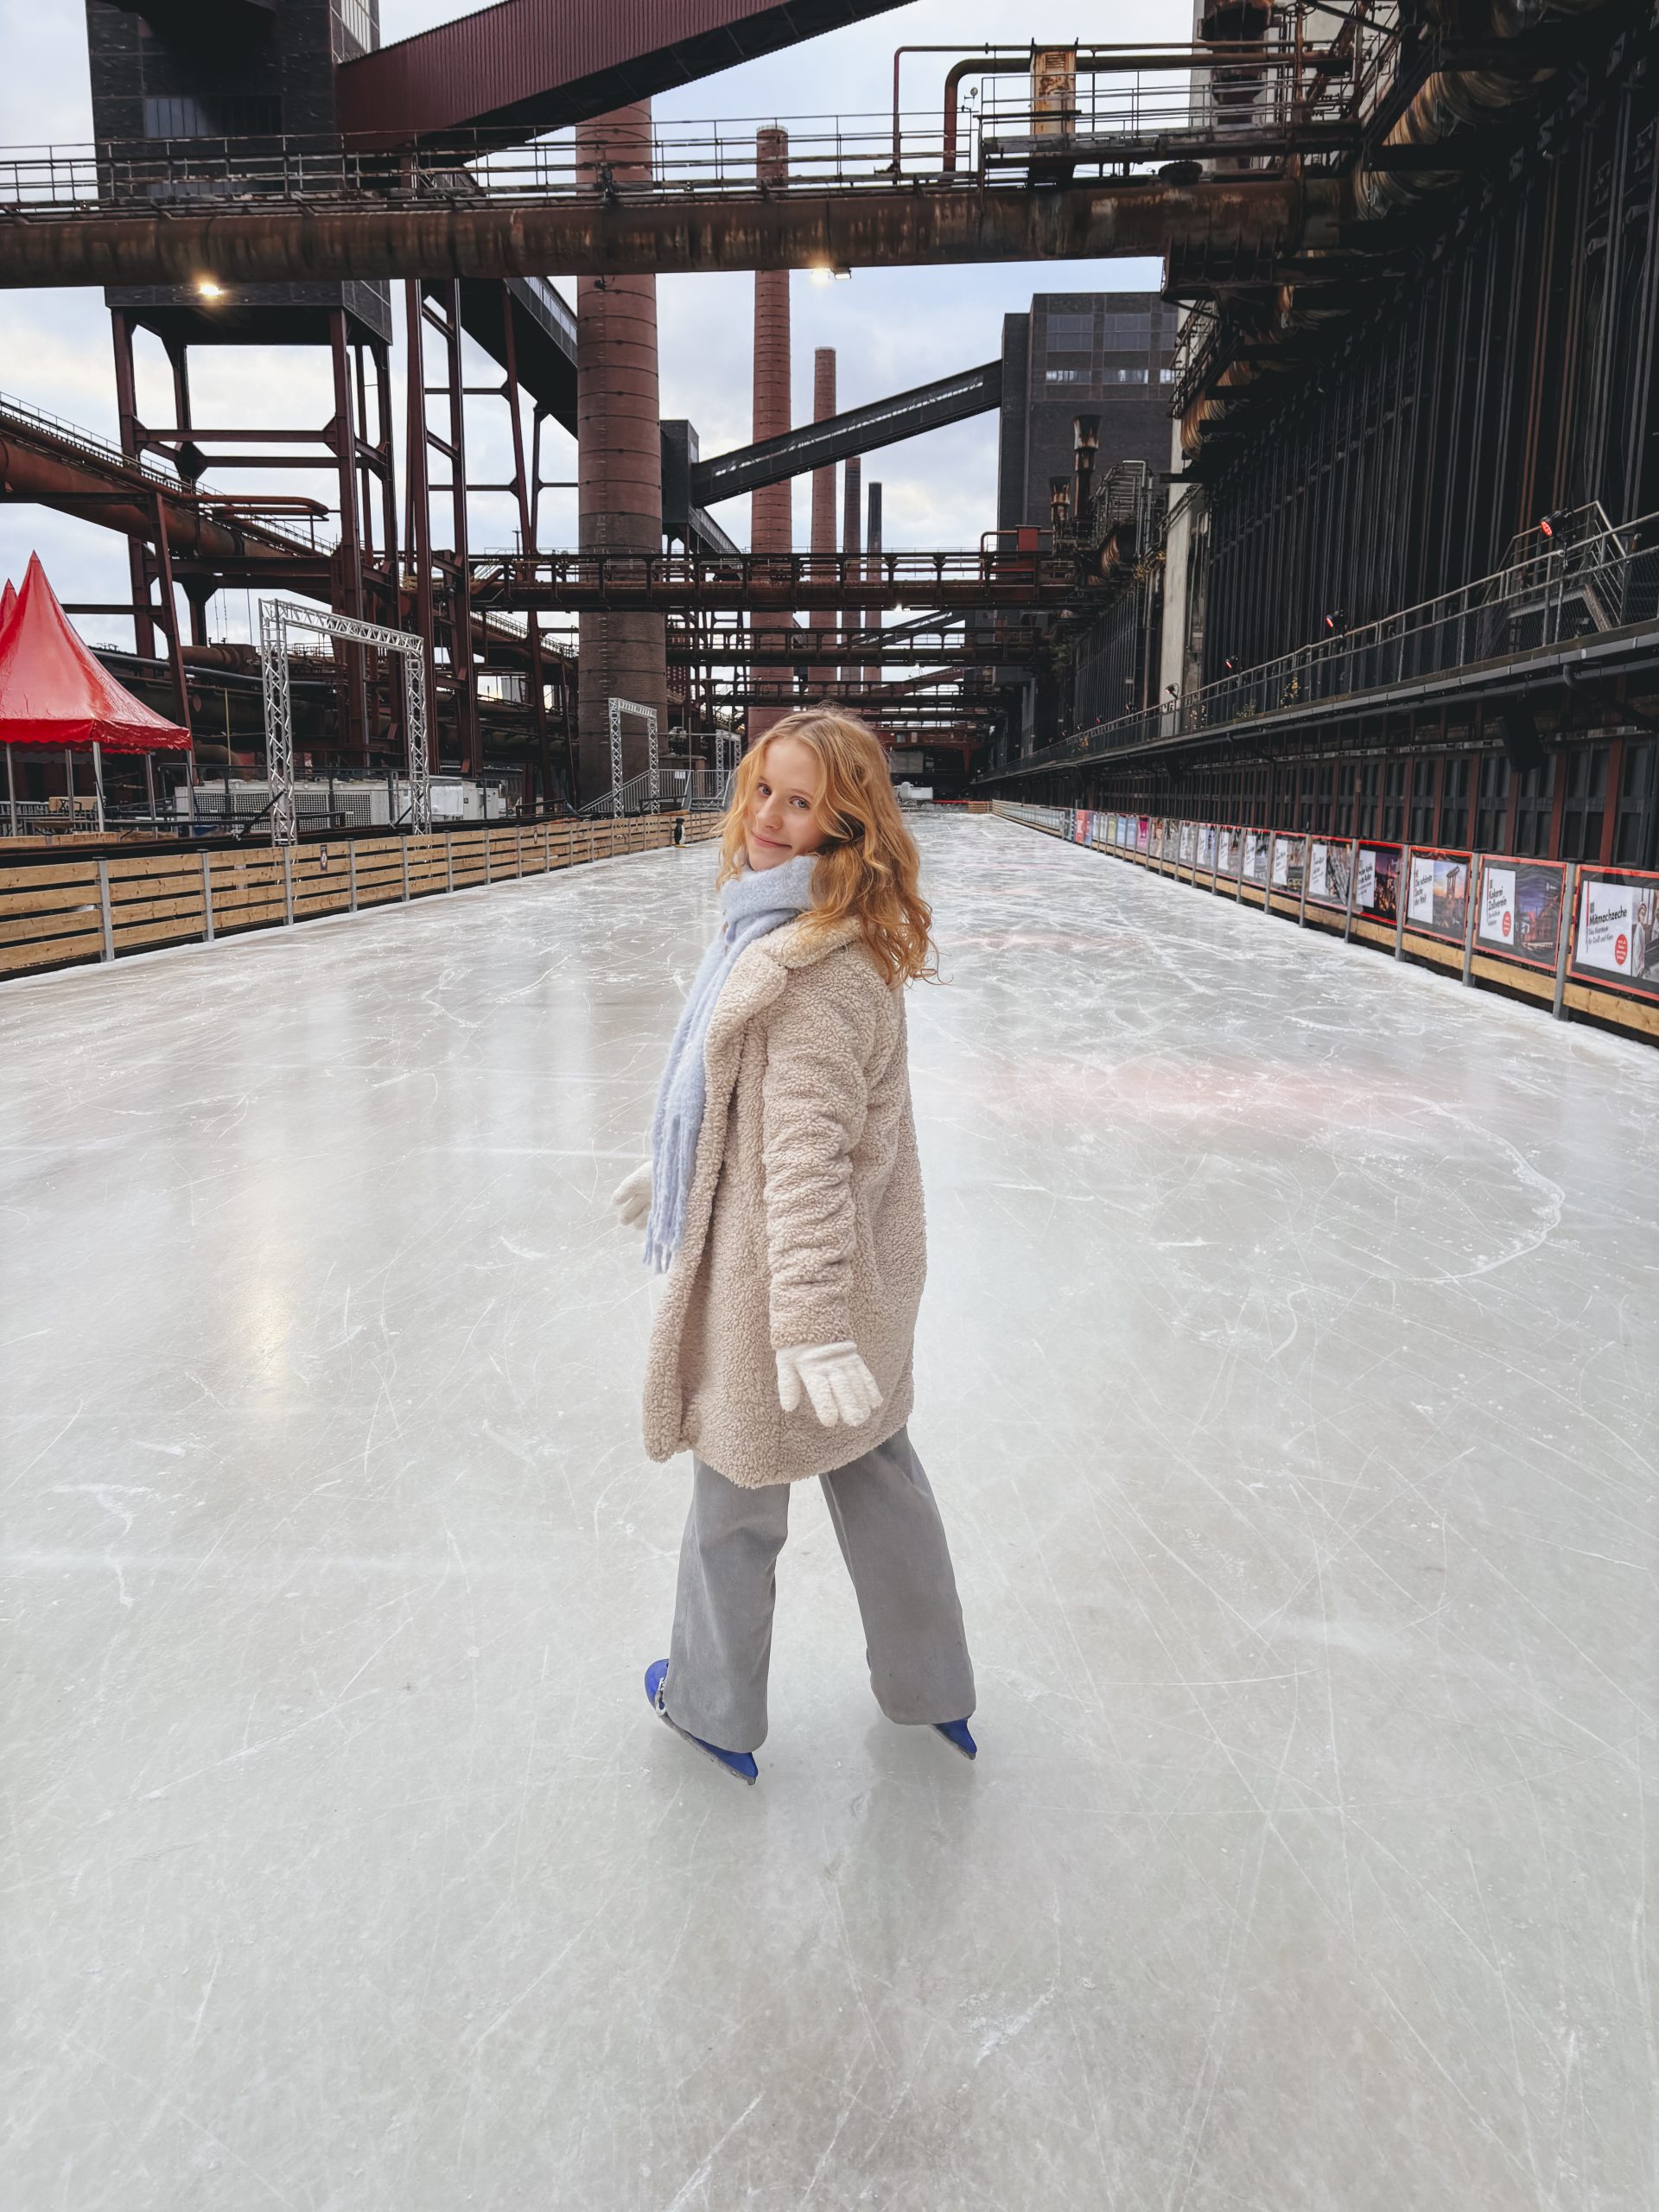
1502, 911, 1511, 938
1615, 932, 1630, 966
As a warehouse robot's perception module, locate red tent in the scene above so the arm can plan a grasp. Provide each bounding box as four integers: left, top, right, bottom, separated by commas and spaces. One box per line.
0, 581, 16, 640
0, 553, 189, 753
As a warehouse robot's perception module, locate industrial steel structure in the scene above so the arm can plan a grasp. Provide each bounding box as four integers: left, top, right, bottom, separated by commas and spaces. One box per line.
0, 0, 1645, 829
980, 0, 1659, 875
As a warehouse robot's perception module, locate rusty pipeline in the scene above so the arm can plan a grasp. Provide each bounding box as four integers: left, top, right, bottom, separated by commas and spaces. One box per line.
0, 432, 298, 563
0, 178, 1342, 292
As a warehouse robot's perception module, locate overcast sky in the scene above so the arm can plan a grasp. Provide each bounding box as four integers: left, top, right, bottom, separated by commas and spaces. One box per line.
0, 0, 1183, 646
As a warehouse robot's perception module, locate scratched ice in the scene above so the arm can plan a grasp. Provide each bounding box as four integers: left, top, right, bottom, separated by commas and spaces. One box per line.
2, 815, 1655, 2209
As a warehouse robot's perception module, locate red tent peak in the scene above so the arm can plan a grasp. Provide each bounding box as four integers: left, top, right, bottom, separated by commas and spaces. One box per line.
0, 554, 191, 753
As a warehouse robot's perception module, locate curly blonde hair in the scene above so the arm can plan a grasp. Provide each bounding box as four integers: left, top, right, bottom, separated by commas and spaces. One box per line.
716, 709, 938, 986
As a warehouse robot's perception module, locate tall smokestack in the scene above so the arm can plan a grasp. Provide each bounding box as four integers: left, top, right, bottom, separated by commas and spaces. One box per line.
575, 99, 666, 804
842, 453, 861, 696
810, 346, 836, 691
748, 126, 791, 744
865, 480, 882, 693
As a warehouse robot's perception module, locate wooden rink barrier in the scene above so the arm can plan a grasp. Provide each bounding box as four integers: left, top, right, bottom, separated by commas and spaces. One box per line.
993, 801, 1659, 1049
0, 814, 678, 983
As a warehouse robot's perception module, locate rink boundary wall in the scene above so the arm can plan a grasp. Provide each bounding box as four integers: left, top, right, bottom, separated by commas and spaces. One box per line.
0, 814, 695, 983
990, 803, 1659, 1047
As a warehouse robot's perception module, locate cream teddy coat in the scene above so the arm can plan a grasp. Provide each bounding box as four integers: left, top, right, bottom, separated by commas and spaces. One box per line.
642, 910, 926, 1487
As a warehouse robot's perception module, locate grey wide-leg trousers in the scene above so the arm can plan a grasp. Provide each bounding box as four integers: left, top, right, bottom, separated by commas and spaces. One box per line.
662, 1424, 975, 1755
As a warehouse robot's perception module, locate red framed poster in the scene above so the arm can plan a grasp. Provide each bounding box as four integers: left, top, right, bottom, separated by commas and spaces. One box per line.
1473, 856, 1567, 973
1270, 832, 1306, 896
1306, 837, 1355, 910
1568, 867, 1659, 1002
1352, 840, 1405, 924
1402, 845, 1473, 946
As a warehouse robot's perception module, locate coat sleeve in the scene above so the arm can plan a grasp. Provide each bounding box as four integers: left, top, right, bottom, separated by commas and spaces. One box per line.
757, 962, 879, 1351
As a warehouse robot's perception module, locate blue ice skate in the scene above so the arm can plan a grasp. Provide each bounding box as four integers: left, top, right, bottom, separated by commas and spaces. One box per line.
644, 1659, 758, 1785
933, 1719, 977, 1760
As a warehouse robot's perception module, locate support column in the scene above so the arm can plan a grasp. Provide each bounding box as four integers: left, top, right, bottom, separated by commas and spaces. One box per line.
865, 480, 883, 696
842, 454, 861, 697
809, 348, 837, 688
576, 99, 667, 804
749, 126, 793, 744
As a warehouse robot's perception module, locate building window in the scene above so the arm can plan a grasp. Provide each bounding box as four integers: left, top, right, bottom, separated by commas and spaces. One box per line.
1103, 313, 1151, 348
337, 0, 376, 52
1408, 756, 1437, 845
1159, 367, 1177, 383
1381, 760, 1406, 842
1613, 741, 1654, 863
1104, 368, 1148, 385
1044, 369, 1090, 385
1438, 756, 1469, 849
1474, 753, 1510, 850
1514, 756, 1554, 855
1560, 744, 1606, 861
1356, 762, 1377, 841
143, 93, 283, 137
1044, 312, 1094, 349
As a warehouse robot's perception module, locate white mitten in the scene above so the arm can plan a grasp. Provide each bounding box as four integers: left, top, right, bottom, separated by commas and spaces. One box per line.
775, 1342, 883, 1429
610, 1160, 653, 1229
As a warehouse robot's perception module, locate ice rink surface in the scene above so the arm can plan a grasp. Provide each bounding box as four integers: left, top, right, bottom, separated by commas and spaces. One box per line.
3, 812, 1656, 2211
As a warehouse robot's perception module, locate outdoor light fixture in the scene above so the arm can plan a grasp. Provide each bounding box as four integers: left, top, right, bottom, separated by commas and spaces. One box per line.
1223, 656, 1239, 672
1539, 510, 1567, 539
808, 264, 852, 285
1324, 608, 1345, 633
195, 277, 225, 300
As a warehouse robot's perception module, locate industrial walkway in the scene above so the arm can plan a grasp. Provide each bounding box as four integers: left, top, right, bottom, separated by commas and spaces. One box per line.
3, 815, 1654, 2210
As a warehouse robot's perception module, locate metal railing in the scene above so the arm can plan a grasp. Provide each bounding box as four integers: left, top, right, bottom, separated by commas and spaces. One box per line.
1006, 507, 1659, 774
0, 385, 334, 556
0, 73, 1373, 222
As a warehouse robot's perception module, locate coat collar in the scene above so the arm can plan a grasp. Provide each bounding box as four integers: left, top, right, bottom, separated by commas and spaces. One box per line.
702, 913, 865, 1057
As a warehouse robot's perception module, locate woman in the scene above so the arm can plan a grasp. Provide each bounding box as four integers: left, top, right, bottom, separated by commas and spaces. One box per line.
611, 709, 976, 1784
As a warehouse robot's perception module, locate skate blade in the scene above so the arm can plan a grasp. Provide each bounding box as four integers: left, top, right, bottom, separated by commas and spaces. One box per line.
657, 1706, 758, 1785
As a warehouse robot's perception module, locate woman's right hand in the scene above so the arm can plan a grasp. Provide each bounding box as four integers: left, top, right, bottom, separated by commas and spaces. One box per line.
611, 1160, 653, 1229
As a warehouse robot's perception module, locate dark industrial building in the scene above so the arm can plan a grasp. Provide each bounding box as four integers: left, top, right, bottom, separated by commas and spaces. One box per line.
995, 292, 1178, 534
981, 3, 1659, 876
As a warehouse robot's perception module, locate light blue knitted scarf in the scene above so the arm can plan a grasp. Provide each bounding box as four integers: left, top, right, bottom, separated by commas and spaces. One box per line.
643, 853, 817, 1272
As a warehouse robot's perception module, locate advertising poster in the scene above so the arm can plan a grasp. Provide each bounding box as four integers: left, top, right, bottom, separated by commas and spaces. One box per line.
1198, 824, 1217, 869
1270, 836, 1305, 893
1354, 844, 1402, 920
1406, 852, 1470, 942
1072, 810, 1091, 845
1243, 831, 1271, 883
1179, 822, 1197, 865
1477, 861, 1562, 968
1407, 854, 1436, 925
1137, 816, 1150, 853
1307, 839, 1352, 908
1217, 828, 1235, 874
1573, 874, 1659, 994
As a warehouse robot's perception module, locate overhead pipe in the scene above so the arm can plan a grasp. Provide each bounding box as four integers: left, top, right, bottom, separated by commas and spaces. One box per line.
912, 41, 1325, 175
0, 178, 1340, 292
0, 431, 315, 564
